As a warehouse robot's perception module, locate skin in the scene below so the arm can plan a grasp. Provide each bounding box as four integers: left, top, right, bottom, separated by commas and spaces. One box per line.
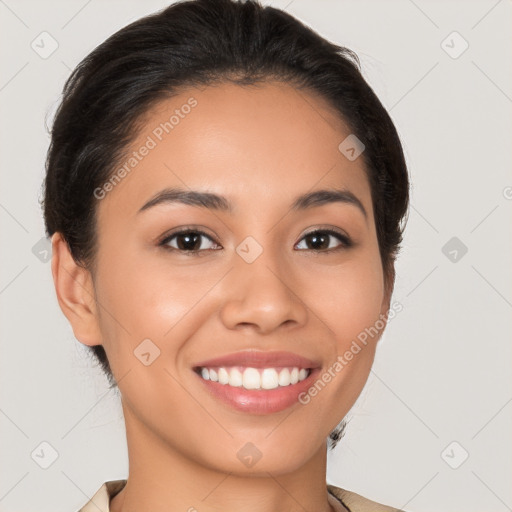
51, 81, 391, 512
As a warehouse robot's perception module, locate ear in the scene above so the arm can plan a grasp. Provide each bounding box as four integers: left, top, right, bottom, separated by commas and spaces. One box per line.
51, 232, 102, 347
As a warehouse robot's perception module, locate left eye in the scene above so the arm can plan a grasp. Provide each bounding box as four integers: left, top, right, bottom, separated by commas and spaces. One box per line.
295, 229, 352, 252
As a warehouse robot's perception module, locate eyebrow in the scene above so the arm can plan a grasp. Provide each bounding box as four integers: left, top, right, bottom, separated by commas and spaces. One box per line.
137, 186, 367, 219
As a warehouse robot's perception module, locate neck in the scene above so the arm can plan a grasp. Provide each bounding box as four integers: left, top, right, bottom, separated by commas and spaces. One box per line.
110, 401, 348, 512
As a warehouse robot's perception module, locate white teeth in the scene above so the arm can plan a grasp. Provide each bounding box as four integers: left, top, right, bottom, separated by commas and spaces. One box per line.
278, 368, 290, 386
228, 368, 243, 387
218, 367, 230, 385
261, 368, 279, 389
243, 368, 261, 389
198, 366, 311, 389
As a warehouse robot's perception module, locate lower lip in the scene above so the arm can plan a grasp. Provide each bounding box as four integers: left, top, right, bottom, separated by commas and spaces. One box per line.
194, 368, 320, 414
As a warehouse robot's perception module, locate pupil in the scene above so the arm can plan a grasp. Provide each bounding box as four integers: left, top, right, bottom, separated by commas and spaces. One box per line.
309, 233, 327, 250
178, 233, 200, 250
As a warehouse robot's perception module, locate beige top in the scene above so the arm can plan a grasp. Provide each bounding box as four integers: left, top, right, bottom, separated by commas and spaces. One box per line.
77, 480, 407, 512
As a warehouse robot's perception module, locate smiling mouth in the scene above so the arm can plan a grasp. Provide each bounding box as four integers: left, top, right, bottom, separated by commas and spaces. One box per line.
193, 365, 312, 390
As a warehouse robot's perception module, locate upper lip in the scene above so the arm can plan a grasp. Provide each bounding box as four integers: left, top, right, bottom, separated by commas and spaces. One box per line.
193, 350, 321, 369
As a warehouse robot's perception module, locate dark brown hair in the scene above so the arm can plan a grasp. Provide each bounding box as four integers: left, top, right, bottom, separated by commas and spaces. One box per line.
41, 0, 410, 449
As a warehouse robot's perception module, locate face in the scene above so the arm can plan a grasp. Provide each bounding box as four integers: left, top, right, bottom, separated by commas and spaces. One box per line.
55, 81, 391, 475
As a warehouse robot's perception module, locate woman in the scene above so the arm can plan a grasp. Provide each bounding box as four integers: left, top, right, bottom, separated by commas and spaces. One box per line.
42, 0, 410, 511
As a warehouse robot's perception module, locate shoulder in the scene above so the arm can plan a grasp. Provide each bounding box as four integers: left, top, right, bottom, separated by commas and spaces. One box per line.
77, 480, 127, 512
327, 484, 408, 512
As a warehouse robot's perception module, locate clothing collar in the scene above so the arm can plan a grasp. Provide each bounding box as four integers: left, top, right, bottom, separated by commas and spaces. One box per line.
78, 479, 404, 512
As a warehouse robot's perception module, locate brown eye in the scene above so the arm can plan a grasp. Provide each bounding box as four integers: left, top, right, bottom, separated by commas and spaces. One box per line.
160, 230, 220, 253
295, 229, 352, 252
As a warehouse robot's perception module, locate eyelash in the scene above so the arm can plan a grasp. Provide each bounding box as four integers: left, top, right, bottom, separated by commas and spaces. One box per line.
158, 227, 353, 256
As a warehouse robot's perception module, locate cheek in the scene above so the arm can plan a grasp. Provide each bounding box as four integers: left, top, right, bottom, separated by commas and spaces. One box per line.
94, 235, 186, 326
93, 242, 219, 369
305, 251, 385, 345
295, 284, 383, 436
298, 251, 385, 416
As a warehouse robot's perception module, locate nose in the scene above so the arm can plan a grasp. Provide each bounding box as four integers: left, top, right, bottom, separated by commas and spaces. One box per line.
219, 250, 308, 335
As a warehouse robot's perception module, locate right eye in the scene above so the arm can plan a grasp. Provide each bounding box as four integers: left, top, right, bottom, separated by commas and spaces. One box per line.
159, 229, 221, 255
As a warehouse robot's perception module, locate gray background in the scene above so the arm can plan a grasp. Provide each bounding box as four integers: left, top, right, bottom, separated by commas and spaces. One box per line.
1, 1, 511, 511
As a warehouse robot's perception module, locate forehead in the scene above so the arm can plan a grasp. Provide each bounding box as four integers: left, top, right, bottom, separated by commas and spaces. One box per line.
97, 80, 373, 221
